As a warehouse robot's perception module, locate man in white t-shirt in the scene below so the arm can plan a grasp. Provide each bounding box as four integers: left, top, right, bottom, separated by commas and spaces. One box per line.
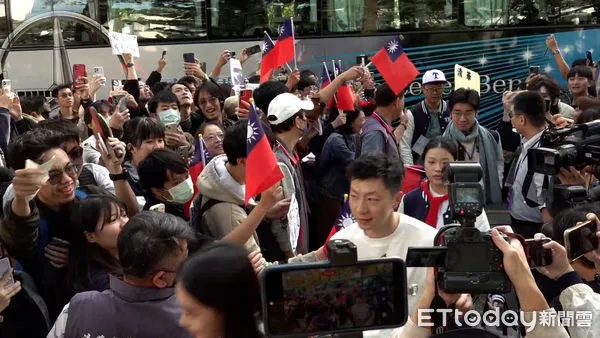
289, 152, 438, 322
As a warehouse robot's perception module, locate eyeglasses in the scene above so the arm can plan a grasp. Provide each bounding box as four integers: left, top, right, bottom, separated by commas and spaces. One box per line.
204, 134, 224, 143
452, 111, 476, 119
47, 163, 78, 185
424, 86, 444, 92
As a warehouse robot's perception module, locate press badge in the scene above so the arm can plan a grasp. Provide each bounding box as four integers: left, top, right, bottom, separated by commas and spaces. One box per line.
412, 135, 430, 156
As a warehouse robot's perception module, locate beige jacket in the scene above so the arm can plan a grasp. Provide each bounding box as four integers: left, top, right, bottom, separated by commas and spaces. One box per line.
195, 155, 260, 252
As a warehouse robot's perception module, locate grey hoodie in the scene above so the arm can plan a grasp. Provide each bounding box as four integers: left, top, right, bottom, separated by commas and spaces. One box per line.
195, 155, 260, 252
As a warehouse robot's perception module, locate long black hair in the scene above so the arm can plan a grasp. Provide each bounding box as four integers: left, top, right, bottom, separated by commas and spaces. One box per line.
178, 241, 262, 338
67, 194, 124, 294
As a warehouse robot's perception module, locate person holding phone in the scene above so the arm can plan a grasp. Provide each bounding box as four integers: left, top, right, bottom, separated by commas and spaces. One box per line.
0, 269, 21, 314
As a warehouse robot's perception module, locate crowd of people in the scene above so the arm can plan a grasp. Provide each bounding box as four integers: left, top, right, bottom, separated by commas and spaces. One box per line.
0, 33, 596, 338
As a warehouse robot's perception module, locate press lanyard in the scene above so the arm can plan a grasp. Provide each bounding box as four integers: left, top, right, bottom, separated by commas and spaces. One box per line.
276, 141, 299, 167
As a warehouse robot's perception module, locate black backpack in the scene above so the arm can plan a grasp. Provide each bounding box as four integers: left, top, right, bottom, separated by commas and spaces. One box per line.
190, 195, 287, 262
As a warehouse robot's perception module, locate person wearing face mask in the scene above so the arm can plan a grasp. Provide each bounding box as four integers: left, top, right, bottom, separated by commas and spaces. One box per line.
47, 211, 194, 338
138, 148, 194, 220
268, 93, 314, 256
149, 90, 194, 159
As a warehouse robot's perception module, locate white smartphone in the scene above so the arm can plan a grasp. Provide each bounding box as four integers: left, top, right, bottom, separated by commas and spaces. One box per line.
93, 66, 104, 77
0, 257, 14, 286
149, 203, 165, 213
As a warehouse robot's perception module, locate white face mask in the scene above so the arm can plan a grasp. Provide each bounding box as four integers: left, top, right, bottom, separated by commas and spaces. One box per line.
159, 108, 181, 125
167, 176, 194, 204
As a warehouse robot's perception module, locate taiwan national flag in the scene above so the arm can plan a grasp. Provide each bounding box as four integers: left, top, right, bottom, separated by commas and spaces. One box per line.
323, 63, 356, 111
260, 33, 278, 83
275, 18, 295, 65
371, 36, 419, 95
185, 135, 210, 219
245, 103, 283, 204
325, 195, 355, 244
323, 196, 355, 256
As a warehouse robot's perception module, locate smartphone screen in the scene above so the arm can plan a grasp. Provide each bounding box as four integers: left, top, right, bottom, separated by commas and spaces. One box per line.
525, 238, 552, 268
245, 44, 262, 56
529, 65, 540, 74
262, 258, 407, 337
565, 221, 598, 261
73, 64, 87, 88
149, 203, 166, 213
111, 79, 122, 91
239, 89, 253, 103
0, 257, 14, 286
183, 53, 195, 63
1, 79, 11, 92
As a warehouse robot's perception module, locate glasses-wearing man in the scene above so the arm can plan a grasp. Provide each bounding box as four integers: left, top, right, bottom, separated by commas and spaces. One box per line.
400, 69, 451, 166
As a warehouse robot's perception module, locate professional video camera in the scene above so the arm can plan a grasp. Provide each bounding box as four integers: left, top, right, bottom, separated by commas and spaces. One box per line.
549, 184, 600, 216
406, 163, 512, 294
529, 120, 600, 176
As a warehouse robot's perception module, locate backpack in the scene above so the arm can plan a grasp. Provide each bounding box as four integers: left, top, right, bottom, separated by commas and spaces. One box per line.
190, 195, 287, 262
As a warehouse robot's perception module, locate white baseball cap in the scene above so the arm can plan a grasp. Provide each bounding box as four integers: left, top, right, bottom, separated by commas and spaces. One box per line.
422, 69, 447, 85
267, 93, 314, 125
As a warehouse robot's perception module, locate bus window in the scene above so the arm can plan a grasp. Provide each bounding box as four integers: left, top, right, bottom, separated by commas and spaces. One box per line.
0, 1, 7, 42
463, 0, 509, 27
323, 0, 458, 34
107, 0, 207, 40
10, 0, 87, 28
209, 0, 318, 39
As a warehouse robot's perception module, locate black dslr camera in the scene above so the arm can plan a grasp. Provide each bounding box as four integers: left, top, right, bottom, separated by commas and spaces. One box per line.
406, 163, 512, 294
529, 120, 600, 175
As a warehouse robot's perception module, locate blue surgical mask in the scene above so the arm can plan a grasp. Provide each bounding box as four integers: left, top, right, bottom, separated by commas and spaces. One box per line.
159, 108, 181, 125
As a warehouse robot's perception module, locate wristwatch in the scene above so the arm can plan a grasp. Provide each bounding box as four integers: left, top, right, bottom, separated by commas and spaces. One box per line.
552, 49, 561, 56
126, 62, 135, 68
109, 171, 127, 182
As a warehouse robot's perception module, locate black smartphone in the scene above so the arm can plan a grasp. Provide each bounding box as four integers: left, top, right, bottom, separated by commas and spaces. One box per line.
162, 50, 167, 58
261, 258, 407, 337
183, 53, 195, 63
525, 238, 553, 268
406, 247, 446, 267
529, 65, 540, 74
356, 55, 371, 65
364, 88, 375, 100
230, 51, 236, 58
564, 220, 599, 261
50, 237, 70, 248
245, 44, 262, 56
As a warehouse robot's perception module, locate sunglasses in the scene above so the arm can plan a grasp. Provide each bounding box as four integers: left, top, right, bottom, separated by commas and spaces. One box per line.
47, 163, 78, 185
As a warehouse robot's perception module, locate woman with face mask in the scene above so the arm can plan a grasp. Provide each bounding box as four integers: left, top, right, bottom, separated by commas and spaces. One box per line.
67, 194, 128, 295
138, 148, 194, 220
399, 138, 490, 232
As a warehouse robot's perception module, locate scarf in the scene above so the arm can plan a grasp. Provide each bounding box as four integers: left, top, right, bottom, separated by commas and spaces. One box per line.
443, 120, 503, 205
421, 180, 448, 228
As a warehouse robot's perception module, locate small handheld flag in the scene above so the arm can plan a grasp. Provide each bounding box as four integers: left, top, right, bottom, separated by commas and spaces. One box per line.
245, 101, 284, 204
371, 36, 419, 95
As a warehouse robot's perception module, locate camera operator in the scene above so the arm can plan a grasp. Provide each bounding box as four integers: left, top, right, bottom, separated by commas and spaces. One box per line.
396, 226, 570, 338
532, 213, 600, 337
505, 91, 553, 238
537, 205, 600, 303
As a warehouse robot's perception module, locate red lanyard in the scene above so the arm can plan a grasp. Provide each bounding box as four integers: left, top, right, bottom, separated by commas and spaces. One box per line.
372, 113, 394, 134
277, 141, 299, 166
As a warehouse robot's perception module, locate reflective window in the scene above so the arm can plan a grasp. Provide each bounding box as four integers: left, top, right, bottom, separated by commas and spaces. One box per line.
107, 0, 207, 40
323, 0, 458, 34
11, 19, 106, 46
0, 1, 8, 41
209, 0, 318, 39
10, 0, 88, 27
